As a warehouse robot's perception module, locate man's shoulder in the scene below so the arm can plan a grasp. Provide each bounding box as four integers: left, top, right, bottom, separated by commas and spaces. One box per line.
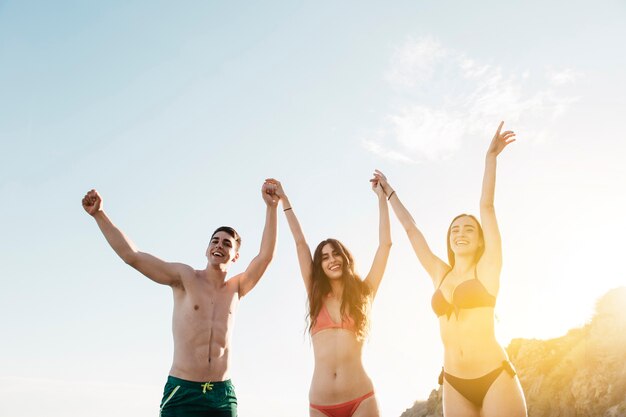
174, 263, 197, 278
224, 273, 244, 289
167, 264, 199, 290
222, 273, 247, 298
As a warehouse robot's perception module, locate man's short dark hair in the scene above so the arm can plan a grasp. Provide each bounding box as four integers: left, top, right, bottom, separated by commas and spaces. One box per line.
211, 226, 241, 250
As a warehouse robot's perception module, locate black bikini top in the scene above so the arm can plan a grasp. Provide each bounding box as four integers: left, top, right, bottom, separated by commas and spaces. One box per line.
431, 268, 496, 319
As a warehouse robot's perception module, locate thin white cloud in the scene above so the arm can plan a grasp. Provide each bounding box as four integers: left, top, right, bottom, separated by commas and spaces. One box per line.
459, 58, 491, 80
384, 36, 448, 89
366, 37, 581, 162
363, 138, 415, 163
548, 68, 583, 85
386, 106, 465, 160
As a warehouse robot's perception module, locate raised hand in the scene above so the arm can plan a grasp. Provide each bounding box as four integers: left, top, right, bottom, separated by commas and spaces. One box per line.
369, 172, 386, 198
487, 121, 516, 157
261, 180, 279, 207
370, 169, 393, 198
264, 178, 286, 200
82, 189, 103, 216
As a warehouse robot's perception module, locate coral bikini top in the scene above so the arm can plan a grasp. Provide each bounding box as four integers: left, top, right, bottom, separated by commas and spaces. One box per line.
431, 268, 496, 319
311, 299, 356, 335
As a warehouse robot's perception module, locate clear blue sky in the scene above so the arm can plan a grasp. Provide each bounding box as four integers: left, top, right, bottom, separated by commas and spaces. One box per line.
2, 1, 625, 416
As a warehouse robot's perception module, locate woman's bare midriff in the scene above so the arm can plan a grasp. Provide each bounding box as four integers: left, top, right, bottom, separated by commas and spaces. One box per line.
438, 307, 509, 377
309, 329, 374, 405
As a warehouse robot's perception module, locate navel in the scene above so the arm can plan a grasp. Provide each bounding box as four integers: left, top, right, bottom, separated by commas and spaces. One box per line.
194, 305, 199, 311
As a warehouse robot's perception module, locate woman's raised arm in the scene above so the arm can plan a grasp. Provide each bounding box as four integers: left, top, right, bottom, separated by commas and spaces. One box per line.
478, 122, 516, 294
267, 178, 314, 295
374, 170, 449, 286
364, 176, 392, 297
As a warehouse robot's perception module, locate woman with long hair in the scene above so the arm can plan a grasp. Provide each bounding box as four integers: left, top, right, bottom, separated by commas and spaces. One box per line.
266, 176, 391, 417
375, 122, 527, 417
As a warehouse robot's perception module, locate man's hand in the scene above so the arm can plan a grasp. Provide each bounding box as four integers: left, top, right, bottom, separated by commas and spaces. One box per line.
264, 178, 286, 199
82, 189, 103, 216
261, 181, 279, 207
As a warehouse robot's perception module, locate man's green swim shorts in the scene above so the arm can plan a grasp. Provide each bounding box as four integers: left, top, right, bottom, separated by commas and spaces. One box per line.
159, 375, 237, 417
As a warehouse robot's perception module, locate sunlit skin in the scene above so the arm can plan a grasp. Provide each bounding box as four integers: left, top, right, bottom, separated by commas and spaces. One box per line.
449, 217, 482, 259
268, 177, 391, 417
321, 245, 344, 281
81, 182, 278, 385
376, 122, 527, 417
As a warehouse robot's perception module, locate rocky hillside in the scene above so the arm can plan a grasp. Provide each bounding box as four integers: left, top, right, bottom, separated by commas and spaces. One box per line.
400, 287, 626, 417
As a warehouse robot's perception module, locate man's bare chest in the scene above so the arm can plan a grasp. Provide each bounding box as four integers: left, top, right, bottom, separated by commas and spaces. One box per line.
175, 281, 240, 323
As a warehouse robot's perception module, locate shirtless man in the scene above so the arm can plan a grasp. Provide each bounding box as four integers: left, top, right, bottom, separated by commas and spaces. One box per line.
82, 182, 278, 417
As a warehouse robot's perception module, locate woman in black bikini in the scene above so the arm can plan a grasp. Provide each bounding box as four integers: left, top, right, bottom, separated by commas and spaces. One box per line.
375, 122, 527, 417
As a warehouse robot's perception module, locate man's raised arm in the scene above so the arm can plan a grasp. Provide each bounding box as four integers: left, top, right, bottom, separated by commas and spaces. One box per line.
238, 182, 278, 297
82, 189, 188, 286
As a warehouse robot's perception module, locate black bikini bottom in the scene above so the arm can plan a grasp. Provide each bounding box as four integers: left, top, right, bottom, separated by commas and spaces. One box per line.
438, 360, 516, 408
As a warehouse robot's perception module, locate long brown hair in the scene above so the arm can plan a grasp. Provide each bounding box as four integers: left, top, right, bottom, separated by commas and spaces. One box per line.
308, 239, 372, 341
446, 214, 485, 267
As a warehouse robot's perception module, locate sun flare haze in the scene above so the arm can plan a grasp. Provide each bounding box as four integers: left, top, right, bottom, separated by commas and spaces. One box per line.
1, 1, 625, 416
